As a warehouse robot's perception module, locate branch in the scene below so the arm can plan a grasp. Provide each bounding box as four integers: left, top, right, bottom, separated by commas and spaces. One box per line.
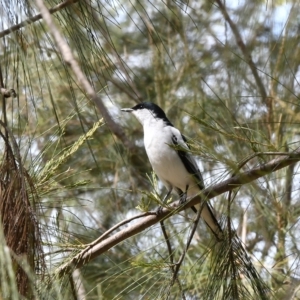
55, 149, 300, 277
0, 0, 78, 39
35, 0, 135, 151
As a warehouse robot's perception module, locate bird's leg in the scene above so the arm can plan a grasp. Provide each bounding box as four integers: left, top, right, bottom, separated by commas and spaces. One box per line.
156, 188, 172, 215
179, 185, 189, 205
178, 185, 197, 213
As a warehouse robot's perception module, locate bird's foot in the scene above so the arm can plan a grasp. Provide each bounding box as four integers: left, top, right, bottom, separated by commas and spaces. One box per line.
179, 192, 187, 205
179, 185, 189, 205
156, 205, 164, 215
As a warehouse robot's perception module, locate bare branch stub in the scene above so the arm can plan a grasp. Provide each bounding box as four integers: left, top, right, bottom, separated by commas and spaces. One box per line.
0, 88, 17, 98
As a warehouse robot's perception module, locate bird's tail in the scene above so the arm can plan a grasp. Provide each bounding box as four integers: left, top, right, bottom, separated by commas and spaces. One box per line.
193, 196, 223, 241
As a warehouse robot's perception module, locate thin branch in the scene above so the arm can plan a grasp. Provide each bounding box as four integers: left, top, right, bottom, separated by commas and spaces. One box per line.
0, 0, 78, 39
235, 152, 291, 175
35, 0, 135, 151
160, 221, 186, 300
160, 221, 174, 265
106, 76, 140, 102
55, 149, 300, 277
68, 273, 78, 300
83, 0, 142, 101
72, 269, 86, 300
0, 66, 8, 132
241, 209, 247, 245
86, 211, 155, 248
215, 0, 267, 101
171, 202, 204, 285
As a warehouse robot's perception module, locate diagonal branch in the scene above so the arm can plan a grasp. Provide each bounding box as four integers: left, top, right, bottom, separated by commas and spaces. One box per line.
35, 0, 135, 151
55, 149, 300, 277
215, 0, 267, 101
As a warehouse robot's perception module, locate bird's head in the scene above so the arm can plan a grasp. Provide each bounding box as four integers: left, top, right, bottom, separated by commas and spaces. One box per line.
121, 102, 173, 127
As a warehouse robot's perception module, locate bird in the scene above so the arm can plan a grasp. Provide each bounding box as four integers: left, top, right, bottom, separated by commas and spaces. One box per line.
121, 102, 223, 240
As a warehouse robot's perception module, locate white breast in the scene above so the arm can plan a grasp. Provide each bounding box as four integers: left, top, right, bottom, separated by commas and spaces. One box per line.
143, 120, 199, 195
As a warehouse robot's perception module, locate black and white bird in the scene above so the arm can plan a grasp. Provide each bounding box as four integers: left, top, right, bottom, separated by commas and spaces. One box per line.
121, 102, 223, 240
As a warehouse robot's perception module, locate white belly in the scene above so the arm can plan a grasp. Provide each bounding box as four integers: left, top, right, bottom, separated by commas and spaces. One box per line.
144, 126, 199, 195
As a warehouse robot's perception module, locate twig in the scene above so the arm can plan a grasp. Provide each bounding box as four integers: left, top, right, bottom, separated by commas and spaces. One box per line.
170, 202, 204, 285
160, 221, 174, 265
241, 209, 247, 246
55, 149, 300, 277
72, 269, 86, 300
87, 211, 155, 247
215, 0, 267, 101
227, 191, 239, 299
68, 273, 78, 300
62, 211, 158, 264
0, 66, 8, 134
235, 152, 291, 176
0, 0, 78, 39
35, 0, 135, 151
83, 0, 142, 101
160, 221, 187, 300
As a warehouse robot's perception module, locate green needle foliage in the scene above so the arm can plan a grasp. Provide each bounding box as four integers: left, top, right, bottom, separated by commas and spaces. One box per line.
1, 0, 300, 299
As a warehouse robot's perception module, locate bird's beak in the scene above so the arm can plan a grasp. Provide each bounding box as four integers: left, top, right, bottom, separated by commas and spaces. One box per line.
121, 108, 133, 113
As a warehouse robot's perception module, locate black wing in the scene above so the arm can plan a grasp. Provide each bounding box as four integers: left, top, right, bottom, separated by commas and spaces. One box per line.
171, 129, 223, 240
171, 133, 205, 190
